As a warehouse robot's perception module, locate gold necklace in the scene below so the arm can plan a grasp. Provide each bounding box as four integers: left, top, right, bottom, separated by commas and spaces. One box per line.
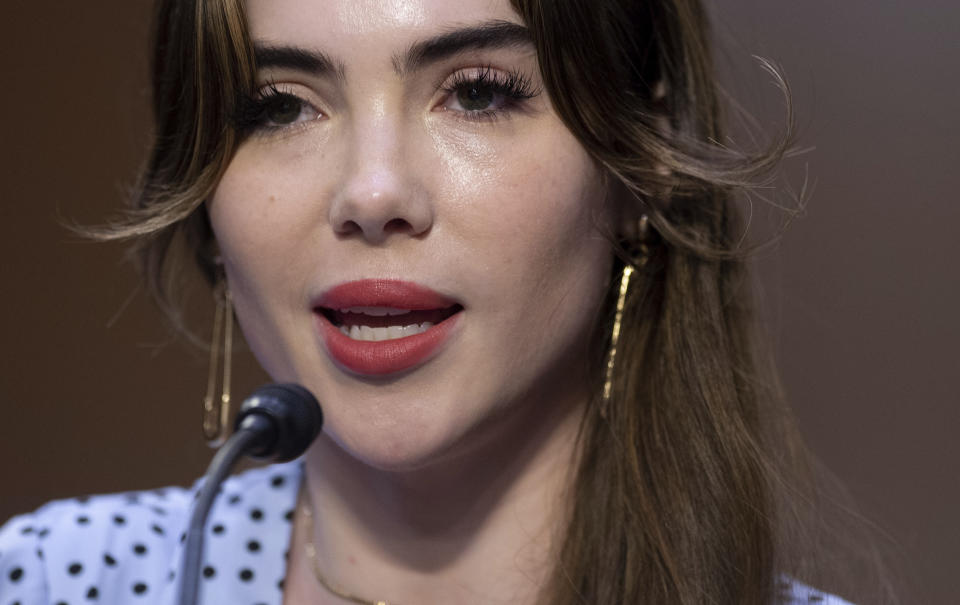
300, 487, 394, 605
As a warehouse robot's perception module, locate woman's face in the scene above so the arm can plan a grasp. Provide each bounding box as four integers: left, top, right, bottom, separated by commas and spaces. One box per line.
210, 0, 615, 470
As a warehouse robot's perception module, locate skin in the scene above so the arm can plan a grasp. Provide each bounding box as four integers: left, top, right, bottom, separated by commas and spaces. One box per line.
208, 0, 617, 602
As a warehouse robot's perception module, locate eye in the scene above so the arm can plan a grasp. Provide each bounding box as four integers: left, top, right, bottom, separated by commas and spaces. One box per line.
439, 66, 539, 120
453, 83, 497, 112
263, 93, 310, 125
233, 83, 323, 133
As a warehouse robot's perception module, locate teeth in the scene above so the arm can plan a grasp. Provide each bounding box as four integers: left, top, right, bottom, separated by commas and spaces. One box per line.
338, 323, 434, 341
339, 307, 411, 317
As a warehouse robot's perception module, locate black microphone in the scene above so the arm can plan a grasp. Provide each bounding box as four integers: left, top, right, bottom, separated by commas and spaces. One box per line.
177, 383, 323, 605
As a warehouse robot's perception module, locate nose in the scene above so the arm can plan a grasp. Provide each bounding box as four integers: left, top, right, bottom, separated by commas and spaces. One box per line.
328, 118, 433, 245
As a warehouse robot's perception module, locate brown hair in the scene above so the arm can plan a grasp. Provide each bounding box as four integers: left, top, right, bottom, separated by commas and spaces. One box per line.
101, 0, 892, 603
514, 2, 786, 602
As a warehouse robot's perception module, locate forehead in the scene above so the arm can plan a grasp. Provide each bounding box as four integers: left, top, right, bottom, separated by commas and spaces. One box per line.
244, 0, 523, 49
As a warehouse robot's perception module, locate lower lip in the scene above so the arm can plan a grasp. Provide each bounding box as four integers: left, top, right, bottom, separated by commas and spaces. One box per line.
315, 312, 460, 376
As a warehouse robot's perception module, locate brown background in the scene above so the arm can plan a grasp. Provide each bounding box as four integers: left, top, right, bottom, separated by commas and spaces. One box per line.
1, 1, 956, 602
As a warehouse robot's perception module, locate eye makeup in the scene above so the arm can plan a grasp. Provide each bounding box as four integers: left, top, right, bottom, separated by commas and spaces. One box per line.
232, 82, 323, 134
232, 62, 541, 135
437, 65, 540, 122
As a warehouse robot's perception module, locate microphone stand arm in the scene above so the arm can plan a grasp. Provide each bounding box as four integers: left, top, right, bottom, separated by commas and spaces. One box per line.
177, 415, 272, 605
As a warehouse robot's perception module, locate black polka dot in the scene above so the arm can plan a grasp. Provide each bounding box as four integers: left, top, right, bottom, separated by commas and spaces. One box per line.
55, 601, 68, 605
151, 506, 167, 516
125, 494, 140, 504
37, 528, 50, 538
132, 581, 148, 595
68, 562, 84, 575
76, 495, 90, 504
9, 566, 24, 582
152, 488, 168, 499
202, 566, 216, 579
250, 508, 264, 521
228, 494, 242, 505
112, 515, 126, 526
270, 475, 285, 488
20, 526, 34, 535
76, 515, 90, 525
36, 548, 44, 560
212, 524, 225, 535
103, 553, 117, 567
809, 597, 824, 603
133, 543, 148, 556
86, 586, 99, 600
151, 523, 165, 536
239, 568, 254, 582
284, 509, 294, 522
247, 539, 261, 553
167, 570, 176, 582
277, 578, 285, 590
179, 532, 187, 544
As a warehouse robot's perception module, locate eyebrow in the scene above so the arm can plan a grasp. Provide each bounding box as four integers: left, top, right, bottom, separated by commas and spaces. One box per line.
252, 20, 532, 81
253, 44, 346, 81
394, 20, 533, 76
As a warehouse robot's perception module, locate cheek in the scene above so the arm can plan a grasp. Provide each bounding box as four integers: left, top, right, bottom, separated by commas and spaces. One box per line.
210, 172, 277, 305
434, 123, 611, 281
430, 123, 614, 381
208, 145, 320, 295
206, 151, 318, 377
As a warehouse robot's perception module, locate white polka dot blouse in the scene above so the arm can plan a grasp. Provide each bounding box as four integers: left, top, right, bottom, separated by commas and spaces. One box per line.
0, 460, 852, 604
0, 461, 300, 605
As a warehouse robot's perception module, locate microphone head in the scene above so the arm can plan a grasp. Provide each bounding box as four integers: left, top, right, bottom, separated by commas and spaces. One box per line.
234, 383, 323, 461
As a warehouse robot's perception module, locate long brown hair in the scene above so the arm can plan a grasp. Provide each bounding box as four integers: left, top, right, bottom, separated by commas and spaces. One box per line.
100, 0, 890, 603
514, 2, 783, 602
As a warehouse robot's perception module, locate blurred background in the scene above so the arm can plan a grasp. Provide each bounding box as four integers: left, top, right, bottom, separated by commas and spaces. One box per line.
1, 1, 956, 602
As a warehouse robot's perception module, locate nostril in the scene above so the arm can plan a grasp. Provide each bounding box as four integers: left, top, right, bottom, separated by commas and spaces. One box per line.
338, 220, 362, 236
383, 218, 412, 234
328, 191, 433, 241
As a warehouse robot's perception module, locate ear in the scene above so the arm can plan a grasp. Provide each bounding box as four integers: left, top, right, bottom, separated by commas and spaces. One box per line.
608, 177, 643, 239
186, 208, 223, 287
606, 79, 673, 241
649, 79, 673, 178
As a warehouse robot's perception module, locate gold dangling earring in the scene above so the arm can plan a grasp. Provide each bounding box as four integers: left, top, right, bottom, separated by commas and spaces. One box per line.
601, 214, 653, 415
202, 278, 234, 446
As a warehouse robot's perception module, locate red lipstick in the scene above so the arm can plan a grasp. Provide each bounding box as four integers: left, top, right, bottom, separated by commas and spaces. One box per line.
313, 280, 462, 376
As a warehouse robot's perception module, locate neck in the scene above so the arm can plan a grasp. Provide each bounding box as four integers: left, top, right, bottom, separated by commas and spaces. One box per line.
292, 393, 586, 604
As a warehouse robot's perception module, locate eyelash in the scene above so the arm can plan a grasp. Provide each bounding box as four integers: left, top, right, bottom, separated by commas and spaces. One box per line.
232, 82, 313, 134
438, 65, 539, 122
232, 66, 539, 134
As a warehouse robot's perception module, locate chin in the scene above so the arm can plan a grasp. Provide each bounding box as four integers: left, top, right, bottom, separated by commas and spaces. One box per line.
315, 403, 480, 473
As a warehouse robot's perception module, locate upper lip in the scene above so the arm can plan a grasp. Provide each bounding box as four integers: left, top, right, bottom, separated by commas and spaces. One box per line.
313, 279, 461, 312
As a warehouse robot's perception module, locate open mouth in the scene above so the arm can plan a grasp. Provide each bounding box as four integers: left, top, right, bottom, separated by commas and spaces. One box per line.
312, 279, 464, 375
317, 305, 463, 341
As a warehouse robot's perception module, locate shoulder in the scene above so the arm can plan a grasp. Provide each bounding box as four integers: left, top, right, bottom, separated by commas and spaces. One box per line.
0, 461, 301, 605
1, 509, 49, 604
0, 485, 190, 604
779, 577, 856, 605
